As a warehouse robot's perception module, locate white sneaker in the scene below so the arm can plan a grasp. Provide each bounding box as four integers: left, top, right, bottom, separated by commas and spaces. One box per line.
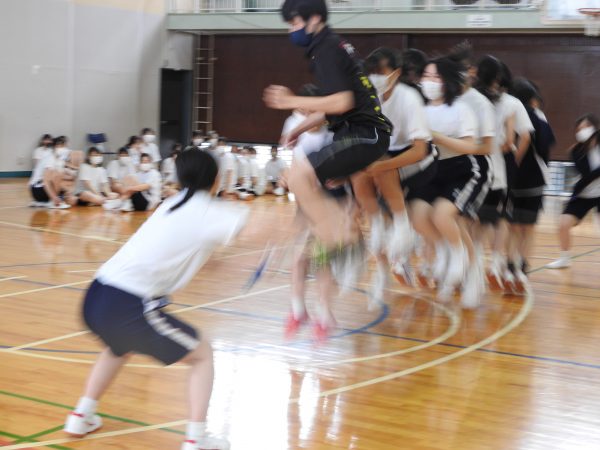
512, 270, 529, 296
102, 199, 122, 211
119, 199, 134, 212
368, 265, 388, 311
48, 201, 71, 210
274, 186, 285, 196
547, 257, 571, 269
437, 282, 455, 303
64, 411, 102, 437
181, 436, 231, 450
444, 244, 467, 287
461, 265, 484, 309
386, 219, 412, 262
29, 201, 48, 208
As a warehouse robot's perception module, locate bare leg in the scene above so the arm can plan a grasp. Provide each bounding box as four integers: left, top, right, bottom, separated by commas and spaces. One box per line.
316, 266, 335, 326
559, 214, 577, 252
83, 348, 129, 400
374, 170, 406, 214
431, 199, 461, 247
42, 169, 62, 205
78, 191, 107, 206
181, 339, 214, 422
408, 200, 440, 244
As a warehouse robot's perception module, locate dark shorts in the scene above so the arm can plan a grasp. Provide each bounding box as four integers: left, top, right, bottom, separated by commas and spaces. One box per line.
508, 195, 544, 224
131, 192, 150, 211
478, 189, 506, 225
410, 155, 490, 218
83, 280, 199, 365
398, 144, 439, 202
563, 196, 600, 222
31, 185, 50, 203
307, 124, 389, 185
77, 192, 107, 207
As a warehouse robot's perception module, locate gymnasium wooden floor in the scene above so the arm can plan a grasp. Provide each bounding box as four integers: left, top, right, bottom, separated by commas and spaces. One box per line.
1, 178, 600, 450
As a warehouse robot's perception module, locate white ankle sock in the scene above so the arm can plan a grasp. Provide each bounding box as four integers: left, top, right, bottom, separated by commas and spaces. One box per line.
186, 422, 207, 440
560, 251, 570, 260
393, 211, 409, 228
291, 296, 306, 319
75, 397, 97, 416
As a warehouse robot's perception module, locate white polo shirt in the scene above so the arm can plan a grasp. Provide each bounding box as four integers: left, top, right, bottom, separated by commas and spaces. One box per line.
107, 159, 136, 182
425, 102, 476, 160
137, 168, 162, 209
96, 191, 249, 298
75, 164, 108, 194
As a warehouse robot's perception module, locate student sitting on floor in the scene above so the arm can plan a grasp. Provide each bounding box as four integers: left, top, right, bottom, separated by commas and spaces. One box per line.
28, 137, 73, 209
264, 145, 287, 195
73, 147, 120, 209
107, 148, 137, 195
33, 134, 53, 166
119, 153, 162, 212
161, 144, 182, 198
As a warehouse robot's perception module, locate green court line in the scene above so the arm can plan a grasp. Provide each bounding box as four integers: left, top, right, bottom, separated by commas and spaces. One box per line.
0, 429, 72, 449
0, 390, 185, 437
12, 425, 65, 445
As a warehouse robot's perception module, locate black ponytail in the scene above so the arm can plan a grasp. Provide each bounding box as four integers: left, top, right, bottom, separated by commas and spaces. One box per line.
169, 149, 218, 212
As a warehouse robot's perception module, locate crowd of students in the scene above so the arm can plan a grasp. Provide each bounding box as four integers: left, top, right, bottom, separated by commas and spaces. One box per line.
28, 128, 290, 213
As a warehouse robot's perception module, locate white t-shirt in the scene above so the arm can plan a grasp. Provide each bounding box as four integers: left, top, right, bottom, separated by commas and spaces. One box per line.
107, 159, 136, 182
142, 142, 161, 163
265, 158, 287, 181
137, 169, 162, 209
29, 153, 64, 186
294, 127, 333, 160
33, 146, 52, 164
282, 111, 307, 137
425, 102, 476, 160
161, 157, 177, 184
496, 93, 534, 144
76, 164, 108, 194
382, 83, 431, 151
96, 191, 249, 298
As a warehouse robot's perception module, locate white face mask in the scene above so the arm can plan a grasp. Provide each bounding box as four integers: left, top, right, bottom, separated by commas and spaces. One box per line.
139, 163, 152, 172
421, 80, 444, 102
90, 155, 103, 165
369, 73, 394, 96
192, 138, 203, 146
143, 134, 155, 144
119, 156, 132, 165
576, 126, 596, 143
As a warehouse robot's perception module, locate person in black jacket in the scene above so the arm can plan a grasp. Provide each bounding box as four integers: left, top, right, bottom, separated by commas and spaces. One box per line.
548, 114, 600, 269
509, 78, 556, 281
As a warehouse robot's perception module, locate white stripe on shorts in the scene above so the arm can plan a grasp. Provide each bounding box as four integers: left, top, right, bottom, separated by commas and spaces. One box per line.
454, 155, 481, 213
143, 308, 199, 352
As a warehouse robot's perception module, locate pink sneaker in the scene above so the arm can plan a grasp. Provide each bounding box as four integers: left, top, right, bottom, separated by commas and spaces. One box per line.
284, 311, 309, 340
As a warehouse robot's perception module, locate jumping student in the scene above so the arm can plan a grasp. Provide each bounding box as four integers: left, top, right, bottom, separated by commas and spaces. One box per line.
141, 128, 161, 164
362, 47, 432, 300
117, 153, 163, 212
63, 149, 247, 450
73, 147, 120, 209
509, 78, 555, 282
410, 57, 487, 304
264, 0, 392, 265
548, 114, 600, 269
33, 134, 53, 165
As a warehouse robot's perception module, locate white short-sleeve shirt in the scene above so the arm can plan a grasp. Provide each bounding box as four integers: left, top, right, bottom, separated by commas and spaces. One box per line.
76, 164, 108, 193
382, 83, 432, 151
107, 159, 136, 182
161, 157, 177, 184
425, 102, 476, 160
29, 153, 64, 186
143, 143, 161, 163
33, 146, 52, 164
137, 169, 162, 209
265, 158, 287, 181
96, 191, 249, 298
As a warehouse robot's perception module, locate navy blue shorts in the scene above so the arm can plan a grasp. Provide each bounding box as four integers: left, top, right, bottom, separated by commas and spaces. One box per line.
83, 280, 199, 365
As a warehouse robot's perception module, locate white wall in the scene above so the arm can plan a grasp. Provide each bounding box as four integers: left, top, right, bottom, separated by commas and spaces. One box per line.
0, 0, 193, 173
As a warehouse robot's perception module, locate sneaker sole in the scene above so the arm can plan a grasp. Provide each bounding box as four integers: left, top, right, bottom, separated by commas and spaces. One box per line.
64, 424, 102, 439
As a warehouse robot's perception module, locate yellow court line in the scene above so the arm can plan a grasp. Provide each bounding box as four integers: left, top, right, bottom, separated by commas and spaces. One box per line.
4, 283, 292, 360
1, 290, 534, 449
0, 276, 26, 283
0, 280, 91, 299
310, 294, 460, 367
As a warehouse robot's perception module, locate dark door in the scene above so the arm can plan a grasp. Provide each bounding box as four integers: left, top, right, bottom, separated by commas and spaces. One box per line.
159, 69, 192, 159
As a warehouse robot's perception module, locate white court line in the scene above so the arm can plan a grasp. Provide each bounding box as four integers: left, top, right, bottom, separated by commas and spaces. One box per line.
0, 276, 26, 283
0, 220, 123, 245
0, 205, 28, 210
66, 269, 97, 273
2, 331, 90, 352
0, 280, 91, 299
1, 289, 534, 450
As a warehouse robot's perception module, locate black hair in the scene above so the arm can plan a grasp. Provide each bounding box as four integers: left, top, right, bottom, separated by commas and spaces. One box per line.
141, 128, 154, 135
498, 61, 513, 90
248, 147, 257, 155
53, 136, 66, 147
298, 83, 320, 97
474, 55, 502, 103
575, 113, 600, 130
85, 146, 100, 165
447, 40, 474, 68
511, 77, 539, 107
281, 0, 328, 23
39, 134, 53, 146
118, 147, 129, 155
401, 48, 428, 82
127, 135, 141, 147
429, 57, 465, 106
271, 145, 279, 151
365, 47, 402, 75
169, 149, 218, 212
192, 130, 204, 139
140, 152, 151, 162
